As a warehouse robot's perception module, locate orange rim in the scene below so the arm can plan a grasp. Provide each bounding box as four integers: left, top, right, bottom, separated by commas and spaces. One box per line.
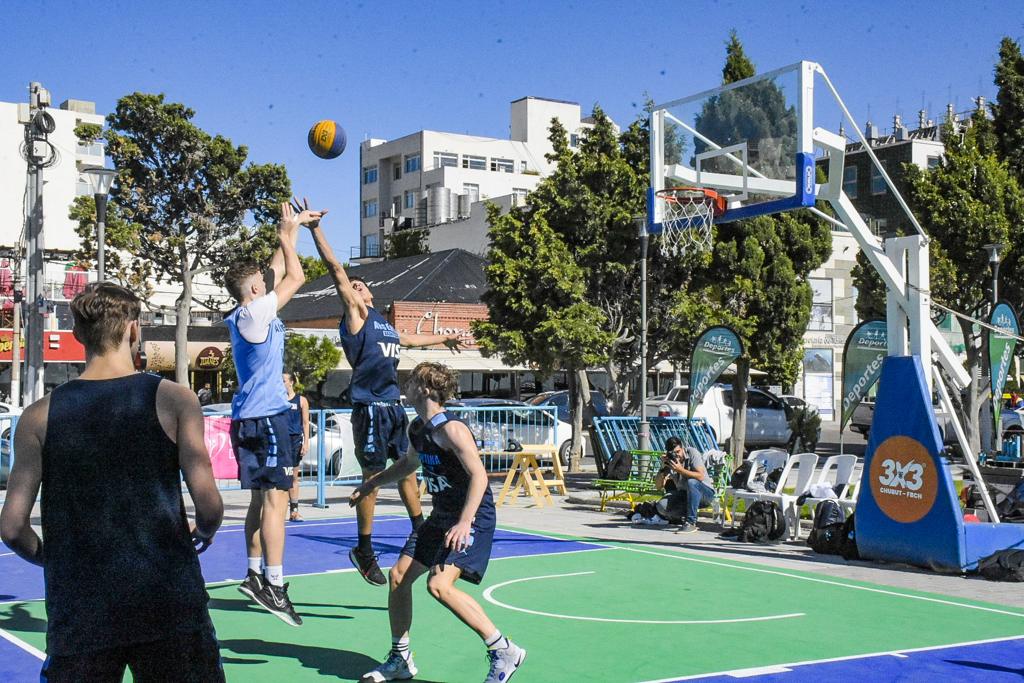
656, 186, 727, 217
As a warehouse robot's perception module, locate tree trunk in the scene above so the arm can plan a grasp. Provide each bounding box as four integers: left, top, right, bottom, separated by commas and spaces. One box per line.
958, 318, 982, 455
567, 369, 588, 473
730, 356, 750, 461
175, 260, 192, 386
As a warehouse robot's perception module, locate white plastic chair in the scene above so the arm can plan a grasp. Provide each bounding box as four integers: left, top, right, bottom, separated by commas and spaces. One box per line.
727, 447, 790, 527
798, 453, 858, 527
766, 452, 821, 539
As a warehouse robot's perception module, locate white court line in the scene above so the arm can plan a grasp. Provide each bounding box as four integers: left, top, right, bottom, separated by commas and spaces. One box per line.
0, 552, 14, 558
483, 571, 805, 625
641, 634, 1024, 682
0, 627, 45, 661
623, 545, 1024, 619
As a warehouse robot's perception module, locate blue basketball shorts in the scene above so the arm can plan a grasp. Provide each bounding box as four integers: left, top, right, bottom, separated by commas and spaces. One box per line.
400, 508, 496, 585
352, 402, 409, 472
230, 411, 296, 491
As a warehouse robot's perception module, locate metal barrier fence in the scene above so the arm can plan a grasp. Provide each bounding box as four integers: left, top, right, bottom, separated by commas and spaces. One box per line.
202, 405, 559, 507
0, 405, 560, 507
591, 416, 719, 465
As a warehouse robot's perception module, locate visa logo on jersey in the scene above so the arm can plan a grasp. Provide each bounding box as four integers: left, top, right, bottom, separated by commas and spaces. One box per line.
377, 341, 402, 359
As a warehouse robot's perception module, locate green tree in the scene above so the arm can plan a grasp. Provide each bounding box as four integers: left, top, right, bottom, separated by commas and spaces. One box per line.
221, 333, 341, 396
385, 228, 429, 259
722, 30, 756, 83
299, 254, 329, 282
71, 93, 290, 384
904, 116, 1024, 452
991, 37, 1024, 184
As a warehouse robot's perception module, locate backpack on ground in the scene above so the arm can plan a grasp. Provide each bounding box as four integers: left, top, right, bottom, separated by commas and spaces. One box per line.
839, 513, 859, 560
977, 549, 1024, 582
604, 450, 633, 481
806, 499, 846, 555
736, 501, 787, 543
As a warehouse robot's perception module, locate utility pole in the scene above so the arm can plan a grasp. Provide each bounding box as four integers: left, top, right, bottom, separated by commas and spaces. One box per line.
21, 82, 55, 405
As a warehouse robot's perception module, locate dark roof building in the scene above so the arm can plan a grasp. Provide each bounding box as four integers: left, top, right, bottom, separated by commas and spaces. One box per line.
280, 248, 488, 328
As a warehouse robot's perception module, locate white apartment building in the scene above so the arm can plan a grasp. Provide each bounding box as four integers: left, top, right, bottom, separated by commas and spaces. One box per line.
359, 97, 613, 258
0, 94, 230, 331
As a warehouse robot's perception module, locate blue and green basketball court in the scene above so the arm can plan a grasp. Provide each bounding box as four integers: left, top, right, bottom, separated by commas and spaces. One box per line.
2, 515, 1023, 681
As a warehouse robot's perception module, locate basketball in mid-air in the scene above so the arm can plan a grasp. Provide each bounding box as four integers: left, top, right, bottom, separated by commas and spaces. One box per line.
307, 120, 347, 159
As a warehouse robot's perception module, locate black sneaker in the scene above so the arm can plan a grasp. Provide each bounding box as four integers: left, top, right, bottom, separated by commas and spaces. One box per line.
349, 548, 387, 586
253, 582, 303, 626
238, 569, 264, 601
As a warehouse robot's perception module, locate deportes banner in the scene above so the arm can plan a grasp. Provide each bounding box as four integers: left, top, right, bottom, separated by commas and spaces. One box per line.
989, 301, 1019, 438
688, 326, 743, 419
840, 319, 887, 431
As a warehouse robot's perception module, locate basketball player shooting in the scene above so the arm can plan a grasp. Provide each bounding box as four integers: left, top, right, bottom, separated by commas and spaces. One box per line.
301, 200, 468, 586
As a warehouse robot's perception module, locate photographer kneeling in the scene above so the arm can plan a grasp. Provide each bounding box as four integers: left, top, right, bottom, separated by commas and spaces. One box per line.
654, 437, 715, 534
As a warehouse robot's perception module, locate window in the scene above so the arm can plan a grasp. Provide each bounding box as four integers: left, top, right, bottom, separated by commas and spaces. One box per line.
463, 183, 480, 203
363, 233, 380, 258
76, 141, 103, 157
808, 278, 833, 331
462, 154, 486, 170
491, 157, 514, 173
392, 196, 400, 215
569, 134, 580, 147
513, 187, 529, 205
433, 151, 458, 168
802, 348, 834, 419
842, 165, 858, 198
404, 190, 416, 209
871, 161, 887, 195
520, 160, 528, 173
393, 164, 401, 180
362, 166, 378, 184
926, 155, 941, 170
404, 154, 420, 173
363, 199, 378, 218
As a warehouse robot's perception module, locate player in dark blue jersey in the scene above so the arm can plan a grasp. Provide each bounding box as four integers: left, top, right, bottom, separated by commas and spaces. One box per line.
351, 362, 526, 683
305, 216, 467, 585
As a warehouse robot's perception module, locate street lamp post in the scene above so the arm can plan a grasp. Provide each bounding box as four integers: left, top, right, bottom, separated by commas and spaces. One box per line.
637, 217, 651, 452
984, 242, 1004, 453
82, 165, 117, 281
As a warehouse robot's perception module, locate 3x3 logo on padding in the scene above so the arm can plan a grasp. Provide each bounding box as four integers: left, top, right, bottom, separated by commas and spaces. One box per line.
869, 436, 939, 523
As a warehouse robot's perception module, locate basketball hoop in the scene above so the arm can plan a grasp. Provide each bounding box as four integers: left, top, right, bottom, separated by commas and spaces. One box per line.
653, 187, 726, 258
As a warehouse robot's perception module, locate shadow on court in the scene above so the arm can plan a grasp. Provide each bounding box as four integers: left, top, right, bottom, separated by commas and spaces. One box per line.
0, 603, 46, 633
208, 595, 355, 621
218, 639, 446, 682
946, 660, 1024, 676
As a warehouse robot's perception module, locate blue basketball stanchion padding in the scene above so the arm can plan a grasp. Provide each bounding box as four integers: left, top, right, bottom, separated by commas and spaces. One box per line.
857, 355, 1024, 572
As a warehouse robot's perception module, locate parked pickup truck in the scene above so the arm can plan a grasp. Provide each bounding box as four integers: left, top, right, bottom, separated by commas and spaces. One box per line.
848, 397, 1024, 445
643, 384, 792, 450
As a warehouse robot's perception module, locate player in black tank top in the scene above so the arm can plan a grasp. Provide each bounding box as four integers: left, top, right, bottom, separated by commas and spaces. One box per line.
350, 362, 526, 683
0, 283, 225, 682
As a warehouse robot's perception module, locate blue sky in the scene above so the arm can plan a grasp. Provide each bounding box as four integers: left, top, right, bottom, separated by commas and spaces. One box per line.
3, 1, 1021, 257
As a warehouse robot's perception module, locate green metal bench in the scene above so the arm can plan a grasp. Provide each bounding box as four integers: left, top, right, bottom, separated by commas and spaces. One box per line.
593, 450, 664, 511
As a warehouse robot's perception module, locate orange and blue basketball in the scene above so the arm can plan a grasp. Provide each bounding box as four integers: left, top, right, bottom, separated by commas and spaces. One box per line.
307, 120, 347, 159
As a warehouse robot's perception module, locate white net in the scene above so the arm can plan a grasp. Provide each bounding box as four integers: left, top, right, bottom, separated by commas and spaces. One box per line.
655, 188, 716, 258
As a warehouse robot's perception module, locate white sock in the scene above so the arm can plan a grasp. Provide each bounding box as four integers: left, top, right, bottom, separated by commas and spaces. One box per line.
392, 634, 411, 660
264, 565, 284, 587
484, 631, 508, 650
247, 557, 262, 574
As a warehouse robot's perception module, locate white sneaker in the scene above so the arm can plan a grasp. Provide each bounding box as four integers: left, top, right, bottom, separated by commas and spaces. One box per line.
484, 640, 526, 683
362, 651, 418, 682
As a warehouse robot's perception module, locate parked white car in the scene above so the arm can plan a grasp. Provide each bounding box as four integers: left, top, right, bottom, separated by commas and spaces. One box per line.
645, 384, 792, 449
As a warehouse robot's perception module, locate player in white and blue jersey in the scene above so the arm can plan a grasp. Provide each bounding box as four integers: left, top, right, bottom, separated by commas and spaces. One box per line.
305, 217, 466, 586
223, 200, 325, 627
351, 362, 526, 683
